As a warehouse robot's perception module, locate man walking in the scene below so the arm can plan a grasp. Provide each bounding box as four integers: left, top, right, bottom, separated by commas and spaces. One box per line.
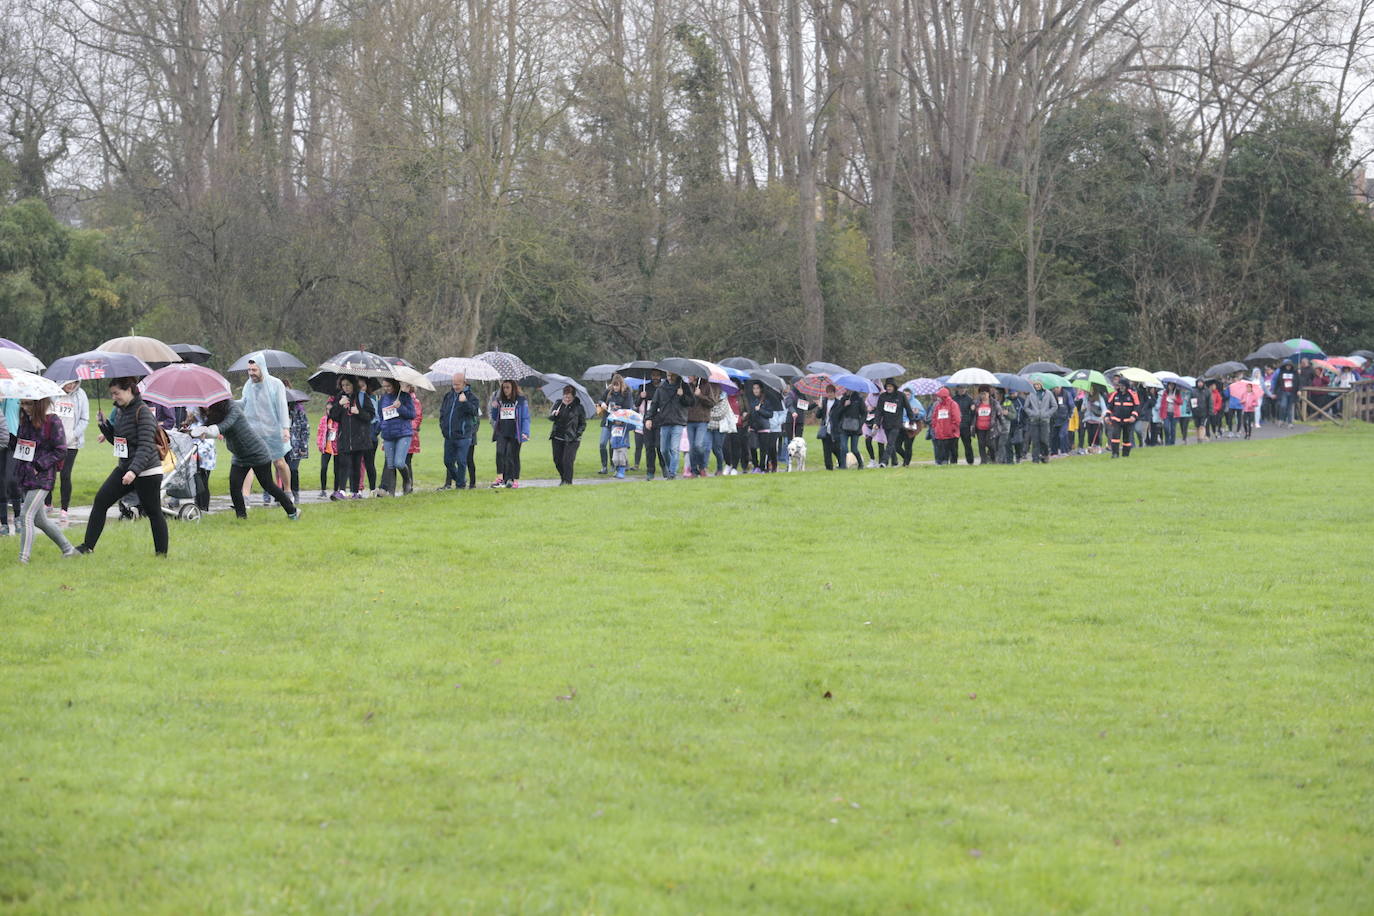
439, 372, 480, 489
239, 354, 291, 502
644, 372, 693, 480
1023, 378, 1057, 464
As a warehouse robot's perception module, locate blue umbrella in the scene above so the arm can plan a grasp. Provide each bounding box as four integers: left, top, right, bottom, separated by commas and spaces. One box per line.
994, 372, 1032, 393
831, 373, 879, 394
623, 376, 648, 389
44, 350, 153, 381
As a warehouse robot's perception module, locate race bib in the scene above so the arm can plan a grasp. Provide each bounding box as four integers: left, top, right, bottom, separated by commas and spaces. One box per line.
382, 405, 399, 421
14, 439, 35, 462
978, 407, 991, 417
56, 401, 75, 419
113, 437, 129, 459
796, 400, 810, 410
883, 402, 897, 413
937, 409, 949, 420
1189, 398, 1198, 409
327, 429, 336, 442
500, 407, 516, 421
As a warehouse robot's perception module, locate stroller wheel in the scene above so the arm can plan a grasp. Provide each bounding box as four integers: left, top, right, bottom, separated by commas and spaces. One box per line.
178, 504, 202, 522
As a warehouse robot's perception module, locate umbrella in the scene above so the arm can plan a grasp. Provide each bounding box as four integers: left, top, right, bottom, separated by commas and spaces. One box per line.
227, 349, 307, 373
1019, 361, 1071, 375
320, 349, 395, 378
1153, 371, 1193, 389
582, 363, 622, 382
762, 362, 803, 379
541, 373, 596, 416
1283, 338, 1324, 356
806, 361, 849, 376
308, 369, 380, 395
856, 361, 906, 380
0, 369, 66, 400
286, 388, 311, 404
1229, 379, 1262, 409
1029, 372, 1072, 389
658, 357, 714, 379
994, 372, 1033, 393
0, 348, 45, 373
139, 364, 233, 409
1243, 342, 1297, 365
831, 373, 880, 394
429, 356, 501, 382
946, 367, 1001, 388
719, 357, 761, 371
1068, 368, 1110, 391
747, 369, 787, 393
0, 338, 36, 355
607, 407, 644, 429
1201, 361, 1247, 379
382, 356, 417, 370
1117, 367, 1162, 388
1352, 349, 1374, 361
98, 336, 181, 366
622, 377, 648, 390
43, 350, 152, 381
617, 360, 660, 379
1317, 357, 1361, 370
474, 350, 540, 383
387, 363, 437, 391
169, 344, 213, 365
795, 374, 835, 399
902, 378, 941, 396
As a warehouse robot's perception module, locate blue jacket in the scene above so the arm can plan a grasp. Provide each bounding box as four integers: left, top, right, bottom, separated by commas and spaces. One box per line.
490, 396, 531, 441
440, 387, 480, 439
378, 391, 416, 441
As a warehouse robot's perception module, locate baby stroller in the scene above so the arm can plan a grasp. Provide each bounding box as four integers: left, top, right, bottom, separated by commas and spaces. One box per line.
117, 429, 202, 522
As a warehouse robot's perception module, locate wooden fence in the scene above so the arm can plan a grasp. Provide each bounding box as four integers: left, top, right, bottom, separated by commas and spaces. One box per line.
1298, 380, 1374, 425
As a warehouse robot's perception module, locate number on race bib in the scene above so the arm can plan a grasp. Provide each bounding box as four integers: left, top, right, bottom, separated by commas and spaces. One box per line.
113, 437, 129, 459
796, 400, 809, 410
500, 407, 516, 421
883, 401, 897, 413
14, 439, 35, 462
382, 405, 399, 421
937, 409, 949, 420
56, 401, 75, 418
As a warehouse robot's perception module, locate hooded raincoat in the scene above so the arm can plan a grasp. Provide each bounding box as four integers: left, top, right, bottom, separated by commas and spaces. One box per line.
238, 351, 290, 460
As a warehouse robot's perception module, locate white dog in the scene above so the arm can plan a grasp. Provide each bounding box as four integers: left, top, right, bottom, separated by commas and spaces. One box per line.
787, 436, 808, 471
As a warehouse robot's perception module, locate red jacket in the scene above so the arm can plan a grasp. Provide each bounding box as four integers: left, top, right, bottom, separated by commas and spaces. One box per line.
930, 389, 962, 439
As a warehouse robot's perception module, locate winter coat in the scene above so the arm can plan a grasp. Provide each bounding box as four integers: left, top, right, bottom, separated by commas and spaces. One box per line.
329, 389, 376, 453
13, 412, 66, 492
378, 391, 417, 441
833, 392, 868, 432
954, 392, 975, 431
316, 410, 338, 456
52, 387, 89, 450
289, 403, 310, 461
1024, 388, 1058, 420
98, 395, 162, 475
874, 390, 914, 429
747, 393, 780, 432
646, 380, 693, 427
930, 389, 962, 439
408, 396, 423, 454
490, 396, 531, 441
440, 387, 480, 440
1106, 388, 1140, 423
204, 401, 273, 468
549, 399, 588, 441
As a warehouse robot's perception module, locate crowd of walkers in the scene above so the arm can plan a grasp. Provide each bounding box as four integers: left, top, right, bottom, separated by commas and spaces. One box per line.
1, 343, 1368, 564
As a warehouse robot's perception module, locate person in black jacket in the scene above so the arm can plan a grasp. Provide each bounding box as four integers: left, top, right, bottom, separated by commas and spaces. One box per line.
743, 381, 780, 472
191, 399, 300, 520
76, 377, 169, 556
634, 372, 662, 478
813, 384, 843, 470
874, 380, 914, 467
549, 386, 587, 485
644, 372, 693, 480
833, 389, 868, 469
1105, 376, 1140, 458
953, 387, 976, 465
328, 376, 375, 499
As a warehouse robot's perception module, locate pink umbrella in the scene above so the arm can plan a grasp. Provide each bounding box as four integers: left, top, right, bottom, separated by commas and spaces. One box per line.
1229, 379, 1262, 410
1316, 356, 1360, 370
139, 364, 233, 409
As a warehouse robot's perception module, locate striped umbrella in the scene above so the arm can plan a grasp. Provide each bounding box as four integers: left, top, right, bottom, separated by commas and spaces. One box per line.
139, 364, 233, 409
795, 373, 835, 399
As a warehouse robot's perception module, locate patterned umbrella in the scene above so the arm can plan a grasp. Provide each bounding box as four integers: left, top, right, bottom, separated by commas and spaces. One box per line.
1283, 338, 1324, 356
98, 335, 181, 366
0, 369, 65, 400
140, 364, 233, 409
902, 377, 941, 396
227, 349, 307, 373
0, 348, 45, 373
429, 356, 501, 382
795, 374, 835, 399
856, 361, 906, 380
44, 350, 152, 381
387, 363, 437, 391
474, 350, 540, 382
320, 349, 395, 378
607, 407, 644, 429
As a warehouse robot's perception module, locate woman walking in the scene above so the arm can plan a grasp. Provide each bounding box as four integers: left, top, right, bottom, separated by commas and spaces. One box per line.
970, 388, 1000, 464
597, 374, 636, 474
190, 399, 301, 520
549, 385, 587, 485
48, 379, 89, 527
404, 383, 423, 493
745, 381, 779, 472
377, 378, 416, 496
833, 389, 867, 469
76, 377, 168, 556
490, 380, 530, 488
14, 398, 77, 562
930, 387, 962, 465
328, 376, 374, 500
875, 381, 915, 467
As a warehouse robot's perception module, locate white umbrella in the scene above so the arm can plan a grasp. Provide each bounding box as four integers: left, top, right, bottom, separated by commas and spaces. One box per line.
388, 363, 436, 391
0, 369, 66, 400
429, 356, 501, 381
0, 348, 45, 373
945, 367, 1000, 387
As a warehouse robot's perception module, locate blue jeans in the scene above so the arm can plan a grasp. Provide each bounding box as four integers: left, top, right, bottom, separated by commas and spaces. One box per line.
657, 424, 683, 478
1163, 416, 1176, 445
1278, 392, 1294, 423
840, 431, 862, 467
444, 436, 473, 486
687, 421, 710, 474
709, 429, 726, 471
382, 435, 412, 470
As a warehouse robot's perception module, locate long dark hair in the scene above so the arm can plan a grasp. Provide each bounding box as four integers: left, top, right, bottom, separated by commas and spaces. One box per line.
205, 399, 231, 426
499, 380, 521, 400
23, 397, 51, 425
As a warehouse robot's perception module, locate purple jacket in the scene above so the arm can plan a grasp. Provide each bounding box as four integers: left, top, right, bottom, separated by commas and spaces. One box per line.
15, 412, 67, 492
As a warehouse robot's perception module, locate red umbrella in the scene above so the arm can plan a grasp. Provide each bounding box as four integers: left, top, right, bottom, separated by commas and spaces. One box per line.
139, 364, 233, 409
794, 373, 835, 399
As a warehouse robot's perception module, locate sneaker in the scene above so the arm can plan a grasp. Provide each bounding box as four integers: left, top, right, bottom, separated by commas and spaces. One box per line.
288, 509, 302, 520
351, 492, 364, 500
75, 544, 93, 554
58, 510, 69, 529
437, 484, 452, 491
329, 490, 344, 501
0, 525, 9, 537
319, 490, 327, 498
507, 480, 519, 489
261, 493, 272, 506
597, 467, 609, 475
490, 478, 504, 489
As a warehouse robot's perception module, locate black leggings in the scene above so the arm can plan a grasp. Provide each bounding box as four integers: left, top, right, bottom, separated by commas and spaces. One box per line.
81, 468, 168, 554
45, 448, 79, 510
319, 452, 332, 490
881, 427, 904, 465
356, 442, 378, 491
335, 450, 362, 493
229, 463, 296, 518
754, 432, 779, 471
496, 437, 522, 480
196, 469, 211, 510
634, 430, 657, 473
287, 459, 300, 495
959, 430, 975, 464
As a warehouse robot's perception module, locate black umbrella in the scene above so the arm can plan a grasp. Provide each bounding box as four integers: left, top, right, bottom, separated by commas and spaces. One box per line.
227, 349, 307, 373
617, 360, 661, 379
308, 369, 380, 395
1019, 361, 1071, 375
1243, 342, 1297, 365
762, 362, 803, 379
747, 369, 787, 393
658, 357, 713, 379
719, 357, 761, 370
319, 349, 395, 378
1202, 360, 1247, 379
1351, 349, 1374, 361
170, 344, 213, 365
806, 361, 849, 376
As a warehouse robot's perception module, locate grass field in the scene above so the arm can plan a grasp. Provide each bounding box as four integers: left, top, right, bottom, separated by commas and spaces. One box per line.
3, 423, 1372, 913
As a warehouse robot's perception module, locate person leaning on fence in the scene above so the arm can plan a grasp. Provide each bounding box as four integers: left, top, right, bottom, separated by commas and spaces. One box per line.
77, 377, 169, 556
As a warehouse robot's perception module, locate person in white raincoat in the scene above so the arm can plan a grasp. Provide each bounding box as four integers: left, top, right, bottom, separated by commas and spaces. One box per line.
238, 352, 291, 501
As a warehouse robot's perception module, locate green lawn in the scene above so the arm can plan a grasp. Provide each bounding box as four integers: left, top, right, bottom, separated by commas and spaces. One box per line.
3, 424, 1372, 912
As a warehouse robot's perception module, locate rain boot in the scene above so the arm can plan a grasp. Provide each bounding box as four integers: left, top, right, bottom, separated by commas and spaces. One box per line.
381, 466, 395, 496
401, 466, 413, 495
